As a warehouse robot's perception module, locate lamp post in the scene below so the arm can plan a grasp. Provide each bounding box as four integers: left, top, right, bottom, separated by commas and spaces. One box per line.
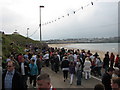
39, 5, 44, 41
27, 28, 29, 38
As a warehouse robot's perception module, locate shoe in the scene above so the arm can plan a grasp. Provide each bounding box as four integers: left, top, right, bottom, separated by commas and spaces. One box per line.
33, 86, 36, 88
64, 80, 65, 82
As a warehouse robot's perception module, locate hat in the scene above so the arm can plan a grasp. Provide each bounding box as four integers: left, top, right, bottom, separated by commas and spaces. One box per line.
93, 52, 99, 57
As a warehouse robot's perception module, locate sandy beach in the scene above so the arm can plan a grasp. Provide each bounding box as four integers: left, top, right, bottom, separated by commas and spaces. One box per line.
48, 44, 118, 60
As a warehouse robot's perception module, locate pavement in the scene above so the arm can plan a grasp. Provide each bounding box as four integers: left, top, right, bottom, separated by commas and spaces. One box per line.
0, 65, 103, 89
0, 66, 2, 89
37, 67, 102, 89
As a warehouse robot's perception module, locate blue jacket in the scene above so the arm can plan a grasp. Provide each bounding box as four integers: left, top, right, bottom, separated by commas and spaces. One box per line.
29, 64, 38, 76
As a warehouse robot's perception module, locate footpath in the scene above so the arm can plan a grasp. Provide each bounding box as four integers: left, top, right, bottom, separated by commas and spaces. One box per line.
0, 66, 2, 90
40, 67, 102, 88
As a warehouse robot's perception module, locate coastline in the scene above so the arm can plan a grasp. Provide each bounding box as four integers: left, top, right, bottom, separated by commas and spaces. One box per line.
48, 44, 118, 60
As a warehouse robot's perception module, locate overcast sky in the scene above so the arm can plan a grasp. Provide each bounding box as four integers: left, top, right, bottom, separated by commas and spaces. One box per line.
0, 0, 119, 40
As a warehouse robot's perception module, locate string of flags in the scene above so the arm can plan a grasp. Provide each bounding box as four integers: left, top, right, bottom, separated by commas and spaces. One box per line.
29, 0, 98, 37
41, 1, 94, 26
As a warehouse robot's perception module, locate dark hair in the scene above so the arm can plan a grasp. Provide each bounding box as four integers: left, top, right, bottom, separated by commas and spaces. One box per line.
31, 59, 35, 62
107, 67, 115, 72
94, 83, 105, 90
112, 77, 120, 88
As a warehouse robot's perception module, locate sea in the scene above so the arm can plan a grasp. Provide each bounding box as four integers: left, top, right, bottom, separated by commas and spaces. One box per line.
59, 43, 119, 54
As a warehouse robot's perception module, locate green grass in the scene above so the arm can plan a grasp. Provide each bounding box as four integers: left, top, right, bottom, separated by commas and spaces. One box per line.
2, 33, 48, 60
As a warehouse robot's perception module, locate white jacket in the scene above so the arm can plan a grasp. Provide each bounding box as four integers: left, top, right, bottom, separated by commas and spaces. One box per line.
84, 61, 91, 71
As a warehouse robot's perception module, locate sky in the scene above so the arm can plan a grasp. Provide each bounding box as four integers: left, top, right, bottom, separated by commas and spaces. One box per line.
0, 0, 119, 40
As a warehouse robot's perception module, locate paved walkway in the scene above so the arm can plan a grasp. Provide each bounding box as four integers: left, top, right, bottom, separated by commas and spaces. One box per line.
39, 67, 102, 88
0, 66, 2, 89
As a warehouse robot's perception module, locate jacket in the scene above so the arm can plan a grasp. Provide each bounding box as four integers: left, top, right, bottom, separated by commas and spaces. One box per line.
2, 70, 24, 90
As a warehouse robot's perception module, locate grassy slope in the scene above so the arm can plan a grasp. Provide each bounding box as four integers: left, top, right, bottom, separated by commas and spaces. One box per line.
2, 34, 47, 60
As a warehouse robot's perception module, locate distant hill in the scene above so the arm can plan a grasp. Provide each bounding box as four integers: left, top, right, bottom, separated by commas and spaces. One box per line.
46, 37, 120, 44
2, 33, 48, 60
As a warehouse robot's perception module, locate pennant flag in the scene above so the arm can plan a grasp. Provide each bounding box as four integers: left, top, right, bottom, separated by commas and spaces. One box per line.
73, 11, 76, 14
91, 2, 93, 5
81, 6, 83, 9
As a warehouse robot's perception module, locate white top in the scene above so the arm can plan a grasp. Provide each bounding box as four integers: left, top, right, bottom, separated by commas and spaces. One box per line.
21, 63, 25, 75
84, 61, 91, 71
43, 54, 49, 59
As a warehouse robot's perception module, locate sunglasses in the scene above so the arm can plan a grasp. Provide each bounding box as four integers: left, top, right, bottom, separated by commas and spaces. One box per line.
7, 65, 13, 67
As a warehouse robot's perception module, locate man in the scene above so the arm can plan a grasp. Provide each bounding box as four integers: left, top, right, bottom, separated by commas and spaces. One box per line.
19, 57, 30, 89
94, 83, 105, 90
43, 51, 49, 67
102, 67, 115, 90
2, 60, 24, 90
36, 73, 56, 90
111, 77, 120, 90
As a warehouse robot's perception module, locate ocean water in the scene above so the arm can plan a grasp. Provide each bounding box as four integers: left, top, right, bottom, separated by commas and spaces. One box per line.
63, 43, 119, 53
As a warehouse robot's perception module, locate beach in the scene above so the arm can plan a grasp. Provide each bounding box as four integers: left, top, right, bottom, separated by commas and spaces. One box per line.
48, 44, 118, 60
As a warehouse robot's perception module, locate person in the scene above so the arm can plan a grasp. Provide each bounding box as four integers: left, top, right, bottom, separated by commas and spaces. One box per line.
111, 77, 120, 90
103, 53, 110, 72
84, 57, 91, 80
53, 53, 60, 73
29, 59, 38, 88
19, 57, 30, 89
69, 61, 75, 85
43, 51, 49, 67
36, 73, 56, 90
36, 55, 43, 74
76, 58, 82, 85
114, 55, 120, 68
110, 52, 115, 68
112, 67, 120, 78
68, 52, 74, 62
94, 83, 105, 90
102, 67, 115, 90
61, 56, 69, 82
2, 60, 24, 90
95, 57, 103, 76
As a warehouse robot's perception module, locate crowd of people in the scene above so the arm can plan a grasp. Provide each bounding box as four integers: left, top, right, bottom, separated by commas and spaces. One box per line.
2, 45, 120, 90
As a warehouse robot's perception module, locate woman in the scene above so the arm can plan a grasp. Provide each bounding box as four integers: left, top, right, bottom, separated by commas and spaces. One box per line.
84, 57, 91, 80
61, 56, 69, 82
29, 59, 38, 88
69, 61, 75, 85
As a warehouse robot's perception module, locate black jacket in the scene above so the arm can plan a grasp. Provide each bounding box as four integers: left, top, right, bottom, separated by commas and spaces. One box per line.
19, 62, 30, 75
2, 70, 24, 90
61, 60, 69, 69
102, 72, 112, 90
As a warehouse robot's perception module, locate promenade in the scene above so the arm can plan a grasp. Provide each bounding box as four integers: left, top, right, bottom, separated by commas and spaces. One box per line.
35, 66, 102, 88
0, 66, 2, 89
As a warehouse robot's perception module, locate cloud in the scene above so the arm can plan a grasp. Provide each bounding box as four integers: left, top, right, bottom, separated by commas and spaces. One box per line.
1, 0, 118, 40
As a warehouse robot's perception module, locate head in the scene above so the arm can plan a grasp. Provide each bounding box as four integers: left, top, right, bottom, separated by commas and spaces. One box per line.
111, 77, 120, 90
85, 57, 90, 61
7, 61, 15, 72
37, 73, 51, 90
21, 57, 25, 62
94, 83, 105, 90
107, 67, 115, 75
64, 56, 68, 60
31, 59, 35, 64
114, 67, 119, 76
